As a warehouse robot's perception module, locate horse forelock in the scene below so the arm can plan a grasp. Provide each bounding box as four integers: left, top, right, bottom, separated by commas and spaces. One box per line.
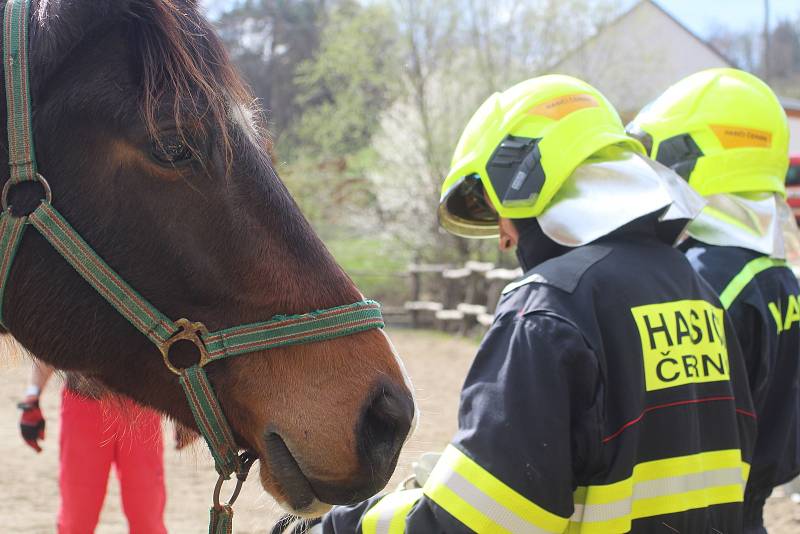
132, 0, 272, 163
27, 0, 271, 161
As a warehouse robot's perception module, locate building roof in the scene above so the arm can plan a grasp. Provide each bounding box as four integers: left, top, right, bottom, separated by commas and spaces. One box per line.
550, 0, 734, 71
781, 96, 800, 112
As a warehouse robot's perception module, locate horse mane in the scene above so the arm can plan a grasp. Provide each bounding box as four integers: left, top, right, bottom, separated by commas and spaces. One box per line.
133, 0, 269, 161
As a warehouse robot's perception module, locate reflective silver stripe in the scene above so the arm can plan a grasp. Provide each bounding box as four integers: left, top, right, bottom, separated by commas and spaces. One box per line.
374, 509, 393, 534
436, 469, 553, 533
571, 499, 628, 524
502, 273, 546, 295
424, 445, 569, 533
571, 466, 745, 523
362, 489, 424, 534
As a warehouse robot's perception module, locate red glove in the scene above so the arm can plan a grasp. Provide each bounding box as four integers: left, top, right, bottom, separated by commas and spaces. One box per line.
18, 395, 45, 453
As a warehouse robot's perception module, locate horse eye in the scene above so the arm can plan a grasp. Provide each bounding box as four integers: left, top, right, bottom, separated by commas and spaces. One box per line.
151, 134, 194, 165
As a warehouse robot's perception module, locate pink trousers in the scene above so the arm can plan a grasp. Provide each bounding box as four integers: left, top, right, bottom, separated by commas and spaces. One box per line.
57, 388, 167, 534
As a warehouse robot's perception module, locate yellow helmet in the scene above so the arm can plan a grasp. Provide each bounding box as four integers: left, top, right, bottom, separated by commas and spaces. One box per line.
627, 68, 789, 198
438, 75, 644, 238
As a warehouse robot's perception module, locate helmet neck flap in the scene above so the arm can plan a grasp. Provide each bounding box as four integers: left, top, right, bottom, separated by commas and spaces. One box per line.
686, 193, 800, 260
535, 147, 705, 248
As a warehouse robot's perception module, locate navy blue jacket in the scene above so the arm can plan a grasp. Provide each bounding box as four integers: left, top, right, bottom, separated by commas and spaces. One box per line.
314, 233, 756, 533
684, 240, 800, 525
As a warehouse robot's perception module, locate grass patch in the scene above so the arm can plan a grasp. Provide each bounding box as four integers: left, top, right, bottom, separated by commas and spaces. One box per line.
327, 236, 411, 304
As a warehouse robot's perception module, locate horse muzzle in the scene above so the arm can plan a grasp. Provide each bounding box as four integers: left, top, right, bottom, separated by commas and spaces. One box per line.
264, 380, 415, 510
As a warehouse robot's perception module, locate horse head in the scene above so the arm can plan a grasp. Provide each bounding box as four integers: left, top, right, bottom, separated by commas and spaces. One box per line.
1, 0, 416, 514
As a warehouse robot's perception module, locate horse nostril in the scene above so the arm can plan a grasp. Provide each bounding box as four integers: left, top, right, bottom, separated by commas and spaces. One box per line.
304, 383, 415, 505
358, 383, 414, 475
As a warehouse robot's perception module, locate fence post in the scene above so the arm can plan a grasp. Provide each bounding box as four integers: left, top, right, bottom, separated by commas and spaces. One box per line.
408, 265, 422, 328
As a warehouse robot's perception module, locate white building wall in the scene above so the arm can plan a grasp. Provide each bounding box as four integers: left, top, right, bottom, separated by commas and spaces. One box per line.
553, 1, 730, 118
790, 116, 800, 155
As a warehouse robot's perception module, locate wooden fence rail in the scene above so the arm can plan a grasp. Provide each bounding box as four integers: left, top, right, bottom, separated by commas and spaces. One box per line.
404, 262, 521, 334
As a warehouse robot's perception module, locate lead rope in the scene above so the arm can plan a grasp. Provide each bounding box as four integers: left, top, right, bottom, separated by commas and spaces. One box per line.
0, 1, 387, 530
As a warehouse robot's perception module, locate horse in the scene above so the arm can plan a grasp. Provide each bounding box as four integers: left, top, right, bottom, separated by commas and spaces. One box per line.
0, 0, 416, 518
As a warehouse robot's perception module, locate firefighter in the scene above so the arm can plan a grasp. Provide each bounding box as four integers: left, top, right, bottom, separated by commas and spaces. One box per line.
272, 75, 756, 533
627, 68, 800, 534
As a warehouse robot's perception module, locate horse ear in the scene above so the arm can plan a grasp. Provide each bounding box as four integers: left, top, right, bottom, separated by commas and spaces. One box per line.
28, 0, 135, 89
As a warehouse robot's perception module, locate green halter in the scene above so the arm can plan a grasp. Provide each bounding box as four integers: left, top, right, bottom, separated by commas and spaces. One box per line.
0, 2, 385, 532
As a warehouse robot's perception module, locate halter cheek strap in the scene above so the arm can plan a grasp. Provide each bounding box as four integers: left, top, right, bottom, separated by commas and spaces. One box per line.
0, 2, 386, 532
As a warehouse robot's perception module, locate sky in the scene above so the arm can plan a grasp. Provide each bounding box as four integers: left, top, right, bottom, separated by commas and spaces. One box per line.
200, 0, 800, 37
655, 0, 800, 35
200, 0, 230, 19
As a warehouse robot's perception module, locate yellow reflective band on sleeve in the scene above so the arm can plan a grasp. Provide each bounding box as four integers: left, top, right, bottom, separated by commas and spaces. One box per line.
742, 461, 751, 483
719, 256, 787, 309
569, 450, 749, 533
423, 445, 569, 534
362, 489, 424, 534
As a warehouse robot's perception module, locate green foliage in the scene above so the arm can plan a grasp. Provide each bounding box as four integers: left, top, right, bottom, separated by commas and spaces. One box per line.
282, 1, 401, 160
216, 0, 333, 141
279, 153, 378, 241
213, 0, 617, 278
327, 236, 411, 303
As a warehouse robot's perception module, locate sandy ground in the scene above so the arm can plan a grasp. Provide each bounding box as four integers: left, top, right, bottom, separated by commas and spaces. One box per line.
0, 329, 798, 533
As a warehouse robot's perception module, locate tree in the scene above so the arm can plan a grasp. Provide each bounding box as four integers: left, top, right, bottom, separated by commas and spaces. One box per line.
283, 0, 402, 159
369, 0, 617, 263
708, 14, 800, 97
212, 0, 630, 278
215, 0, 328, 139
273, 1, 402, 241
771, 18, 800, 79
708, 25, 759, 72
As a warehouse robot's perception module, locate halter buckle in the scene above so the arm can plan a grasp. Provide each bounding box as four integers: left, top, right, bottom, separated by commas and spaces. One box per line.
159, 318, 211, 375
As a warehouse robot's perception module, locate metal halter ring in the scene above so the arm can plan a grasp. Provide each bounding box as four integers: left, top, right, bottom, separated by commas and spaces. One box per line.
213, 475, 245, 510
213, 451, 258, 508
158, 318, 211, 375
2, 173, 52, 212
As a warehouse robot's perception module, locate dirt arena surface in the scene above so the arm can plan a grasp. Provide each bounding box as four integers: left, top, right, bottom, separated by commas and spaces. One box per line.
1, 329, 798, 533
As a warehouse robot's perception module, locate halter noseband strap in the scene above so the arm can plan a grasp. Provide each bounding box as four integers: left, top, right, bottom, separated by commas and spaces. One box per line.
0, 2, 385, 530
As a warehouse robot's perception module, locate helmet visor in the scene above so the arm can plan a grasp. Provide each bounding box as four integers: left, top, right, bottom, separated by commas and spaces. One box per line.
438, 174, 499, 238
